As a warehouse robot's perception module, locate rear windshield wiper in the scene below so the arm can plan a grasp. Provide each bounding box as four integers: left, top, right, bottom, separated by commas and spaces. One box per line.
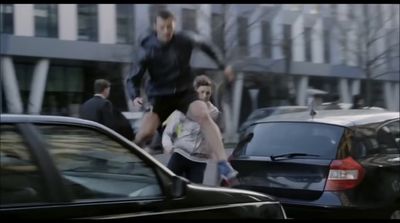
270, 153, 320, 161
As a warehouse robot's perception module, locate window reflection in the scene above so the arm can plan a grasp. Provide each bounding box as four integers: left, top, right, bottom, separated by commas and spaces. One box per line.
34, 4, 58, 38
37, 125, 163, 200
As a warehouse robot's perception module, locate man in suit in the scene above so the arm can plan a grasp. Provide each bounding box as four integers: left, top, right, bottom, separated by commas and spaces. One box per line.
80, 79, 115, 130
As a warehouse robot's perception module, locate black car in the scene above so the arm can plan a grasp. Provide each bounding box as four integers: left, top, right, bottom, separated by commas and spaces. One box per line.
0, 114, 286, 220
238, 106, 308, 135
229, 110, 400, 219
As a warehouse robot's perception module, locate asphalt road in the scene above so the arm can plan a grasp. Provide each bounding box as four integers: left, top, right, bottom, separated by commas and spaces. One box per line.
154, 148, 234, 186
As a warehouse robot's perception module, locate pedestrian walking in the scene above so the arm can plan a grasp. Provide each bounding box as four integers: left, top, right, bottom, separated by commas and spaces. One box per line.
80, 79, 115, 129
80, 79, 134, 140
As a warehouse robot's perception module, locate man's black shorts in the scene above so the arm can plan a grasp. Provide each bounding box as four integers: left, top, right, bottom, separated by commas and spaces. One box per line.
147, 89, 199, 124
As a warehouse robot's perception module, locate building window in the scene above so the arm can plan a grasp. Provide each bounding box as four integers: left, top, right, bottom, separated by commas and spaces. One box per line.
149, 4, 166, 26
34, 4, 58, 38
357, 38, 363, 66
0, 4, 14, 34
348, 4, 355, 20
341, 32, 348, 65
182, 8, 197, 33
385, 29, 393, 71
237, 16, 248, 56
289, 4, 302, 11
323, 29, 331, 63
261, 21, 272, 58
116, 4, 134, 44
78, 4, 98, 41
304, 27, 312, 62
42, 66, 84, 116
211, 13, 225, 53
376, 5, 383, 28
330, 4, 338, 18
283, 24, 292, 59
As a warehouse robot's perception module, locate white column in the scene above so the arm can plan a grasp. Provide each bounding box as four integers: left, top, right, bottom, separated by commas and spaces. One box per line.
14, 4, 34, 36
292, 13, 304, 62
312, 18, 324, 63
339, 78, 351, 103
347, 23, 357, 66
296, 76, 308, 106
59, 4, 77, 40
98, 4, 116, 44
337, 4, 347, 21
383, 81, 394, 111
1, 57, 23, 114
232, 73, 244, 135
197, 4, 211, 39
28, 59, 50, 114
394, 83, 399, 111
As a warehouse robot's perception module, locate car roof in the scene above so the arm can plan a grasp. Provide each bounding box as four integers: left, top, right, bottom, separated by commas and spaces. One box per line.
254, 109, 400, 127
1, 114, 107, 127
253, 106, 308, 111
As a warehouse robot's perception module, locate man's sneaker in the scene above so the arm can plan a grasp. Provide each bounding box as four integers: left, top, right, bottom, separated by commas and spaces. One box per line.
217, 161, 238, 185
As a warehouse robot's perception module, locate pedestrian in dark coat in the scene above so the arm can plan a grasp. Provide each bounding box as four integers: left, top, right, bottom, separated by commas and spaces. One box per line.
80, 79, 115, 130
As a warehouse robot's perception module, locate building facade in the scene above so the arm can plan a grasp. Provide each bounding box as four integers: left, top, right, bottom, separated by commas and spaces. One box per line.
1, 4, 399, 134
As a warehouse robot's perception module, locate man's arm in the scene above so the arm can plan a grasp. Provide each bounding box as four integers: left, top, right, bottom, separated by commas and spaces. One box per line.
126, 47, 148, 100
186, 32, 235, 82
186, 32, 225, 70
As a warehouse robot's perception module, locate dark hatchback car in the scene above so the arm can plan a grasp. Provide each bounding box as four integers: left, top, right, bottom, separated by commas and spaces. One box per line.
238, 106, 308, 135
0, 114, 286, 220
229, 110, 400, 219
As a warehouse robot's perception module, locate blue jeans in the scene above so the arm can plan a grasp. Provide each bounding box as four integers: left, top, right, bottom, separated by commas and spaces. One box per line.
167, 153, 207, 184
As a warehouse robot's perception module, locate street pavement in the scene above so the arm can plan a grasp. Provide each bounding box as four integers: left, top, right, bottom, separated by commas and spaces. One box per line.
153, 148, 234, 186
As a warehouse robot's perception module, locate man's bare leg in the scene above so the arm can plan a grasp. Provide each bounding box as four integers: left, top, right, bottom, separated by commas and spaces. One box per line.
134, 112, 161, 148
187, 100, 237, 185
187, 100, 226, 160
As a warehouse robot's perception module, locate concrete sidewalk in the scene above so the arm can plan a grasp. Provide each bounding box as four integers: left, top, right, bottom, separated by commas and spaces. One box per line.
153, 148, 234, 186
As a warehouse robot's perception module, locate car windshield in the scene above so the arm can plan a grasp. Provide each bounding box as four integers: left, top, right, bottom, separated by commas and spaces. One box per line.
242, 122, 344, 159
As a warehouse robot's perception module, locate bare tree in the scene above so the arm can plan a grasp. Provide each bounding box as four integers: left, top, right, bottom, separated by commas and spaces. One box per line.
335, 4, 400, 106
197, 4, 278, 139
196, 4, 308, 138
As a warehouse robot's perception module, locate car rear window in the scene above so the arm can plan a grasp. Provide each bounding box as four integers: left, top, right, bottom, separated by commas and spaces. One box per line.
243, 122, 345, 159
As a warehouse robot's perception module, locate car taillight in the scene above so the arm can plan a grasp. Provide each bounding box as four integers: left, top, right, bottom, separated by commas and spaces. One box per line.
325, 156, 365, 191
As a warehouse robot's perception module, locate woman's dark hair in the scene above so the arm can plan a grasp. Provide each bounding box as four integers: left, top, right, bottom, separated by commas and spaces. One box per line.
194, 75, 212, 89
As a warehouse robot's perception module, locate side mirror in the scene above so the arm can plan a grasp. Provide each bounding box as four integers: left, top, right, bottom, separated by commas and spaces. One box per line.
170, 175, 187, 198
238, 133, 254, 146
